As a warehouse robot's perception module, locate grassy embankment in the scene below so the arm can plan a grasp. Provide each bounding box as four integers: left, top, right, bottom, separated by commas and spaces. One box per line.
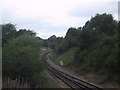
53, 48, 78, 67
53, 48, 119, 88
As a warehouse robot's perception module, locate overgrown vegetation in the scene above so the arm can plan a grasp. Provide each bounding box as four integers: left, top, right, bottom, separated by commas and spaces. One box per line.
53, 48, 78, 67
2, 13, 119, 88
2, 23, 51, 88
47, 13, 119, 83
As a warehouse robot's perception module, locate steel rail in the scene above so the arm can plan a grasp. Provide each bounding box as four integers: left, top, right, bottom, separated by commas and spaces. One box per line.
51, 67, 102, 90
48, 66, 103, 90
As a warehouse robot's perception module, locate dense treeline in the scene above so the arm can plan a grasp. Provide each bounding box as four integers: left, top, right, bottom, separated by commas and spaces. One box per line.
43, 35, 63, 49
47, 13, 119, 82
2, 23, 45, 87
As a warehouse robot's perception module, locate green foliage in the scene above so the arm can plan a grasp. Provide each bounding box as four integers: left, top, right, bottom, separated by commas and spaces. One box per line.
46, 35, 63, 49
54, 48, 77, 66
54, 13, 118, 53
38, 73, 57, 88
2, 23, 57, 87
65, 27, 80, 48
54, 42, 66, 53
3, 33, 43, 87
78, 30, 94, 50
8, 33, 41, 48
54, 27, 81, 53
83, 13, 117, 35
47, 35, 57, 49
75, 28, 119, 81
2, 23, 17, 46
17, 29, 36, 36
54, 13, 119, 82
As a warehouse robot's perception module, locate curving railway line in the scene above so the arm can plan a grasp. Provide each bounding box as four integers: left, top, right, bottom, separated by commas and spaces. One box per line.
47, 66, 103, 90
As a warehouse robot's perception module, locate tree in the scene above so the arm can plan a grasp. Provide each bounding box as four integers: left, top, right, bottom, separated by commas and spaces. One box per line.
73, 13, 119, 82
78, 30, 95, 50
65, 27, 80, 48
3, 33, 43, 87
83, 13, 117, 35
47, 35, 57, 49
17, 29, 36, 36
2, 23, 17, 46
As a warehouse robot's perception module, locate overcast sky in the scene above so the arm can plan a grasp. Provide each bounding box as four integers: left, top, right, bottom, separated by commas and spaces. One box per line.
0, 0, 119, 39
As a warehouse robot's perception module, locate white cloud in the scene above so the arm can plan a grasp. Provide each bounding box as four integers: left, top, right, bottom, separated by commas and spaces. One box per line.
2, 0, 77, 18
1, 0, 119, 39
37, 28, 66, 39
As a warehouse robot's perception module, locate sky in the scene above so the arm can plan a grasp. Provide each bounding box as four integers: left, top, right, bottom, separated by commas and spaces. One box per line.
0, 0, 119, 39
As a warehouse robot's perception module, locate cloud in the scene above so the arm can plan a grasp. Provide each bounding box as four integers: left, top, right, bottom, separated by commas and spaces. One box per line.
2, 0, 77, 18
36, 28, 67, 39
1, 0, 119, 39
118, 1, 120, 21
12, 17, 68, 39
70, 2, 118, 19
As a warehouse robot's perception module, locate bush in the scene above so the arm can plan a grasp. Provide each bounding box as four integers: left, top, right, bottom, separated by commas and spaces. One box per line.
3, 34, 43, 87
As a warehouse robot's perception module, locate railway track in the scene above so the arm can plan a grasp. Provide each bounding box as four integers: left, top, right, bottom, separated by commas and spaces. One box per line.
47, 66, 103, 90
